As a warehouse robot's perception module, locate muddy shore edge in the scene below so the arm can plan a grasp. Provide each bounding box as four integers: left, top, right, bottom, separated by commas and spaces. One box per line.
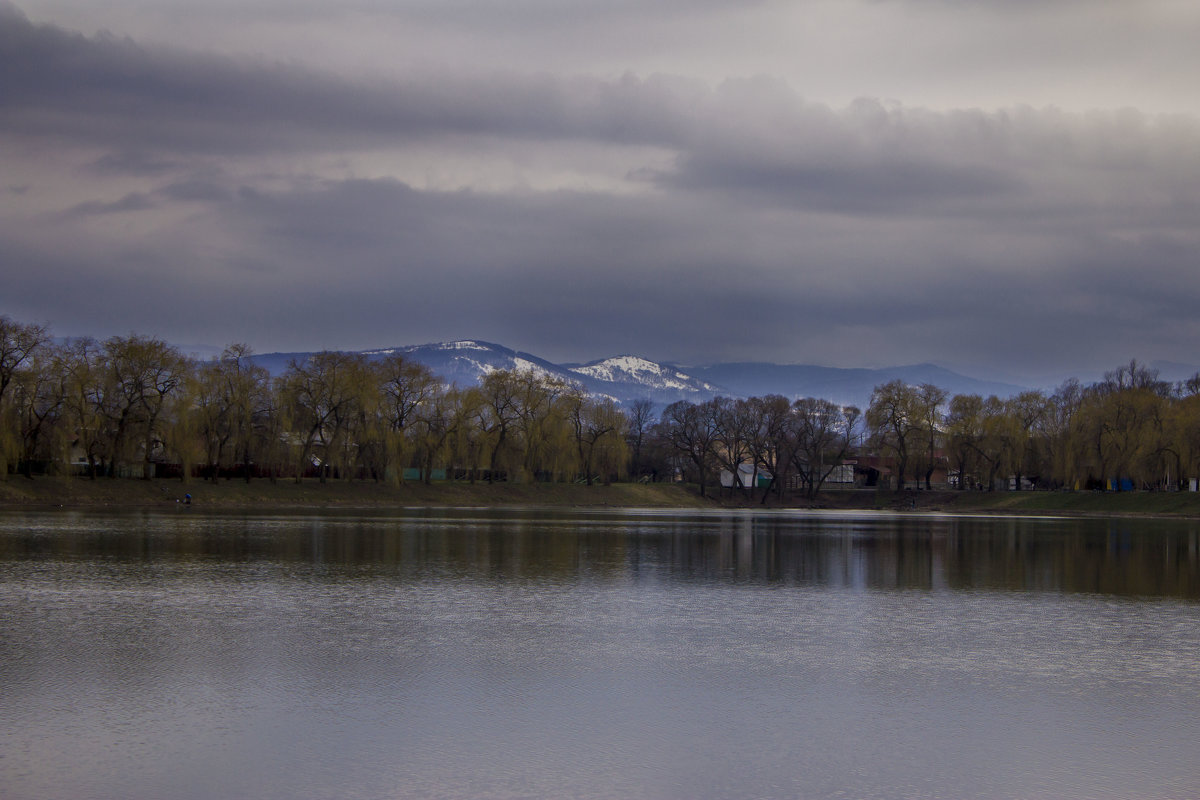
5, 478, 1200, 519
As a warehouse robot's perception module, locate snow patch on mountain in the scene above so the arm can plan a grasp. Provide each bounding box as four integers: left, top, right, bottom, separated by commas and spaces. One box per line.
364, 340, 491, 357
465, 358, 497, 375
569, 356, 720, 393
437, 340, 492, 352
512, 357, 556, 378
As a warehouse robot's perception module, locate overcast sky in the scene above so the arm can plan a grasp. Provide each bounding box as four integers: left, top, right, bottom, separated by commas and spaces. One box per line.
3, 0, 1199, 384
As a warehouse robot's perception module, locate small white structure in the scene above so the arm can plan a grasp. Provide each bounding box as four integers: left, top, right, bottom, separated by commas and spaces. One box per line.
720, 463, 772, 489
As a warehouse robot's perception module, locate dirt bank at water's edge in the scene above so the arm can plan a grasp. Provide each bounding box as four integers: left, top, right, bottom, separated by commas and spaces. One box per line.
703, 486, 1200, 518
5, 477, 1200, 517
0, 477, 713, 510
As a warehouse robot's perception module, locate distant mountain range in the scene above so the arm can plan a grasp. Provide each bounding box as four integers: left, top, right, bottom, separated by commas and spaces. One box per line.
250, 339, 1030, 410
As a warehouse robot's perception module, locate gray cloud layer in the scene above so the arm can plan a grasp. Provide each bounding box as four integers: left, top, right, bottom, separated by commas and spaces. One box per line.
3, 3, 1200, 383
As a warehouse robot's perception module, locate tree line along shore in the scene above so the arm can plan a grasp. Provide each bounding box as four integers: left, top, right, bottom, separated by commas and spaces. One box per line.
4, 315, 1200, 512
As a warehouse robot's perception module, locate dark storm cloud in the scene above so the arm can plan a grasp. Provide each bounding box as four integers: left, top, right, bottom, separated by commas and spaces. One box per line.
70, 168, 1191, 372
62, 191, 156, 217
4, 3, 1200, 381
8, 157, 1200, 376
664, 154, 1015, 215
0, 5, 699, 157
156, 179, 233, 204
87, 152, 182, 177
5, 6, 1195, 219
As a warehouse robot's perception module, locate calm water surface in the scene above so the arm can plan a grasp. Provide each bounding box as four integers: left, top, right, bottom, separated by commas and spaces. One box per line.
2, 507, 1199, 800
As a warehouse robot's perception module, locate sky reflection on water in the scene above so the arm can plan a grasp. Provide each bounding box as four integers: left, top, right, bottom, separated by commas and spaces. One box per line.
4, 507, 1199, 598
2, 509, 1199, 800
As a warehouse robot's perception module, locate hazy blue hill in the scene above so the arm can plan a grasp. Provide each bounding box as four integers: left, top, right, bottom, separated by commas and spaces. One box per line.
248, 351, 315, 376
687, 362, 1028, 408
874, 363, 1029, 398
683, 363, 879, 404
1150, 360, 1200, 383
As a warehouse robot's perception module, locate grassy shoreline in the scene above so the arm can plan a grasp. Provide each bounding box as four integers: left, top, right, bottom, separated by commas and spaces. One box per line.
0, 477, 712, 511
5, 476, 1200, 518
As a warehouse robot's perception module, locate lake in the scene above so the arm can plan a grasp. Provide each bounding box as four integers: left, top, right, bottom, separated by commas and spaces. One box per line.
2, 507, 1199, 799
